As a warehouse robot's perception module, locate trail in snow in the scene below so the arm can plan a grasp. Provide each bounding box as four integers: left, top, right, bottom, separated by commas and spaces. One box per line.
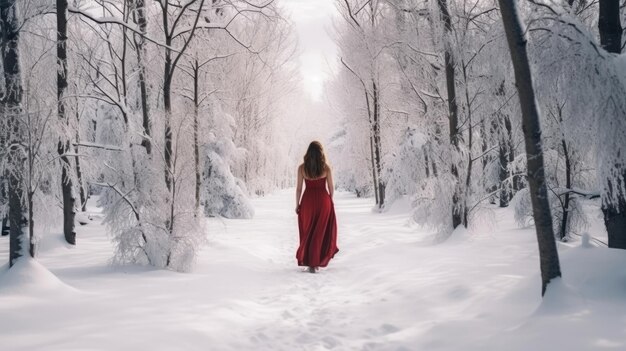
1, 190, 625, 351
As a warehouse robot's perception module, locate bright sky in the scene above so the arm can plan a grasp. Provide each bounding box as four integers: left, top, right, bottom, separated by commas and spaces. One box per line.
280, 0, 339, 101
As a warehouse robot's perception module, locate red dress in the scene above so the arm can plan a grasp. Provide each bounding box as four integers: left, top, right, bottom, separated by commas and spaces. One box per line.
296, 177, 339, 268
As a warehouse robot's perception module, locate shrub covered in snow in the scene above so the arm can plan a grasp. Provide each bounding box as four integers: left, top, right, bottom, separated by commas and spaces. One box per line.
383, 127, 428, 208
512, 150, 590, 240
202, 135, 254, 219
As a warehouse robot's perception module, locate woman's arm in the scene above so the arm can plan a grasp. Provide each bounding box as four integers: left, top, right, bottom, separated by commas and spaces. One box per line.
295, 165, 304, 213
327, 166, 335, 199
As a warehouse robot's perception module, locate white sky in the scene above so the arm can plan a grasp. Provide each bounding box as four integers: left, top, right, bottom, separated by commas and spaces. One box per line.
280, 0, 339, 101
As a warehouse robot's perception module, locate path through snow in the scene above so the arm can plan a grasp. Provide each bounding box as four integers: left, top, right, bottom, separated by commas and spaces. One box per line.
1, 190, 625, 350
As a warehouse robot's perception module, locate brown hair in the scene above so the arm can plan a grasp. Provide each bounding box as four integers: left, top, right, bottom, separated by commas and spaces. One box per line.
303, 141, 327, 179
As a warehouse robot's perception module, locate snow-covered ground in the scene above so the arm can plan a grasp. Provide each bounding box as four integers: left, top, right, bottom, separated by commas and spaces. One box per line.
1, 190, 625, 350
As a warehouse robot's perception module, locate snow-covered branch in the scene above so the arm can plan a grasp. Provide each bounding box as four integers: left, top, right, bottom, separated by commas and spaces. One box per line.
68, 6, 183, 53
73, 142, 123, 152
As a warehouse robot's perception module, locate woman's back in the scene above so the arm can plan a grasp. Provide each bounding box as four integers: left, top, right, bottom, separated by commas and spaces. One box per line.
295, 141, 338, 272
304, 177, 327, 190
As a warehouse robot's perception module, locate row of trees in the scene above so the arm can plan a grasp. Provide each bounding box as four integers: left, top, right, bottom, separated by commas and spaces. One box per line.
330, 0, 626, 295
0, 0, 296, 271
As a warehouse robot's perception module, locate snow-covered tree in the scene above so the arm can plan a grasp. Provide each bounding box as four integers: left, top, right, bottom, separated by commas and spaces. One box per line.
523, 0, 626, 248
498, 0, 561, 296
1, 0, 29, 265
203, 126, 254, 219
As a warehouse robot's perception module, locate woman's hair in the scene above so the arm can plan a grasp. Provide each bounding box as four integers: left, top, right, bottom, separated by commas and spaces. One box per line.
303, 141, 327, 179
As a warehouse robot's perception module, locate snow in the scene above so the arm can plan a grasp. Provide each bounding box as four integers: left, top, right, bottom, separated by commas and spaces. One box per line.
0, 257, 76, 295
1, 190, 625, 350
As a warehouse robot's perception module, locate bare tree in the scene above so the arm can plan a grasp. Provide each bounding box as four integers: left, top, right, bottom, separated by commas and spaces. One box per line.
337, 0, 386, 209
179, 53, 230, 213
436, 0, 463, 228
498, 0, 561, 296
598, 0, 626, 249
158, 0, 206, 194
1, 0, 31, 265
57, 0, 77, 245
129, 0, 152, 154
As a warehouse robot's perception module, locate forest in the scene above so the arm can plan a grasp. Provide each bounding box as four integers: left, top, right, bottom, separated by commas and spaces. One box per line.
1, 0, 625, 350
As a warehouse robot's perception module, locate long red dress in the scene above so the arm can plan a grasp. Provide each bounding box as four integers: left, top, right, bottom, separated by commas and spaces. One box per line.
296, 177, 339, 268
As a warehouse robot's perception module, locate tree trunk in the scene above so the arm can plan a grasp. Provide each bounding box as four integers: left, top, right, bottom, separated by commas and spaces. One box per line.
0, 165, 5, 236
1, 215, 8, 236
372, 80, 385, 208
498, 0, 561, 296
598, 0, 622, 54
499, 114, 513, 207
161, 0, 174, 191
437, 0, 462, 229
559, 138, 572, 241
1, 0, 30, 265
57, 0, 77, 245
598, 0, 626, 249
498, 143, 510, 207
131, 0, 152, 154
359, 81, 378, 204
164, 59, 173, 191
74, 129, 87, 212
193, 60, 201, 214
462, 63, 473, 227
369, 132, 379, 204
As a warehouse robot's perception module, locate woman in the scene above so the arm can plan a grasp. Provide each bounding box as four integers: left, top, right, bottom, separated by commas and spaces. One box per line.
295, 141, 339, 273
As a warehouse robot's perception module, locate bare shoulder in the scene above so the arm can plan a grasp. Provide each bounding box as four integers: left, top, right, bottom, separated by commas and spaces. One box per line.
325, 164, 333, 174
297, 164, 304, 174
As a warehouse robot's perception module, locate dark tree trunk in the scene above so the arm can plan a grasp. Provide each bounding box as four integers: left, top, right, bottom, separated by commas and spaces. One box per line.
372, 80, 385, 208
74, 126, 87, 212
499, 0, 562, 296
0, 171, 5, 236
437, 0, 462, 229
1, 215, 8, 236
57, 0, 77, 245
461, 63, 473, 227
1, 0, 30, 265
598, 0, 626, 249
131, 0, 152, 154
499, 115, 514, 207
559, 138, 572, 241
509, 129, 522, 193
161, 0, 205, 191
161, 4, 175, 236
604, 194, 626, 248
193, 60, 201, 214
369, 133, 379, 204
8, 171, 25, 265
359, 81, 378, 204
368, 0, 384, 208
162, 0, 174, 191
480, 121, 489, 171
599, 0, 622, 54
498, 142, 509, 207
164, 56, 173, 190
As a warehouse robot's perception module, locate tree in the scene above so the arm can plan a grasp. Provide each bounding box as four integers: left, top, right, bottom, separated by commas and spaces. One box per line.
1, 0, 31, 265
436, 0, 463, 229
158, 0, 206, 193
129, 0, 152, 154
336, 0, 387, 209
598, 0, 626, 249
498, 0, 561, 296
64, 0, 286, 270
56, 0, 77, 245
